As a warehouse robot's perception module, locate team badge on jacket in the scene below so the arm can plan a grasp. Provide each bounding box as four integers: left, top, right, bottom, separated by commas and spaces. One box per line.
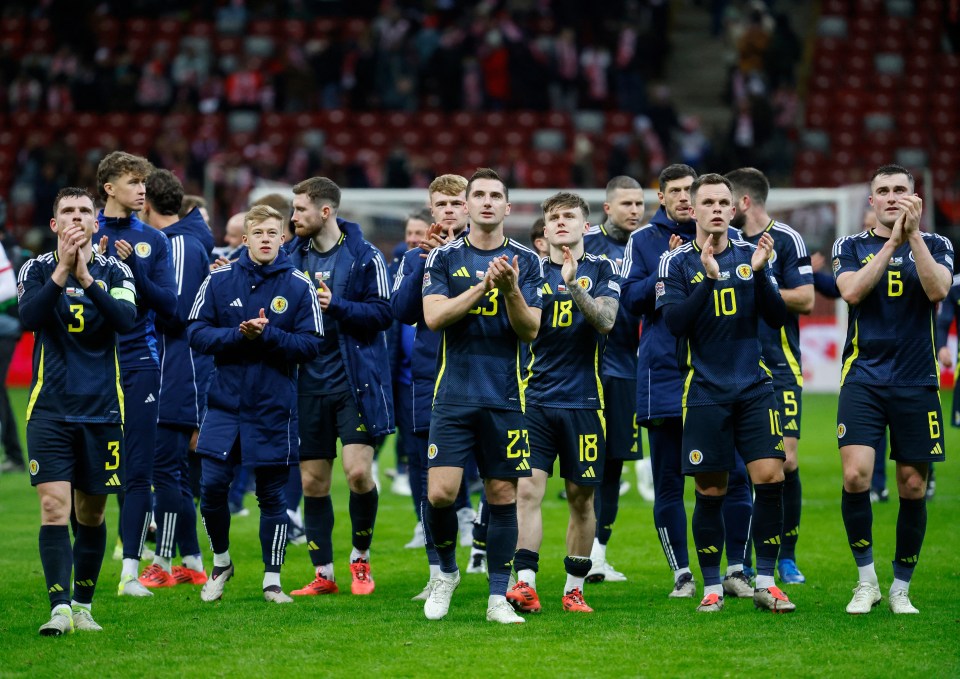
135, 242, 152, 258
270, 296, 288, 313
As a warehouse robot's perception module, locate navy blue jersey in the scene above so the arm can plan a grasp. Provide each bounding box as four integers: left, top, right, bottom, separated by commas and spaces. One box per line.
741, 220, 813, 386
423, 236, 544, 411
833, 229, 954, 387
526, 254, 620, 409
656, 239, 776, 406
584, 224, 639, 379
297, 236, 349, 394
18, 252, 137, 423
97, 212, 177, 372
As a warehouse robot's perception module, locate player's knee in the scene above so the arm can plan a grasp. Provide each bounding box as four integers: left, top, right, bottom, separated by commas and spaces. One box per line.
39, 493, 70, 523
897, 471, 927, 498
842, 467, 870, 492
344, 465, 373, 493
427, 487, 456, 507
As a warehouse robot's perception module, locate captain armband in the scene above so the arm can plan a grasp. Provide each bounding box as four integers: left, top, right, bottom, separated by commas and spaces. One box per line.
110, 281, 136, 303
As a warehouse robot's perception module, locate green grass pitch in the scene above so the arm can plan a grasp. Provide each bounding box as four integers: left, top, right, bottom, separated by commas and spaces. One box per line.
0, 389, 956, 677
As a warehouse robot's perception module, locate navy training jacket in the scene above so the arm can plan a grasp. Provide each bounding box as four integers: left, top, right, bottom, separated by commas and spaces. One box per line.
188, 249, 324, 466
288, 218, 395, 438
156, 207, 215, 428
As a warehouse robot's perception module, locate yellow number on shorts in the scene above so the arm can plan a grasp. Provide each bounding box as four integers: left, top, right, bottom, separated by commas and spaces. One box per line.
713, 288, 737, 316
468, 288, 499, 316
506, 429, 530, 458
928, 411, 941, 439
769, 409, 783, 436
887, 270, 903, 297
783, 391, 798, 417
105, 440, 120, 470
552, 299, 573, 327
68, 304, 85, 333
579, 434, 599, 462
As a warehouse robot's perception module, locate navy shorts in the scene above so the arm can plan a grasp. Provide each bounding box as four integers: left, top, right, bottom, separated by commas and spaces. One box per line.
298, 391, 376, 460
603, 376, 642, 460
681, 392, 785, 474
526, 406, 605, 485
426, 403, 532, 479
837, 383, 945, 462
772, 376, 802, 440
27, 419, 125, 494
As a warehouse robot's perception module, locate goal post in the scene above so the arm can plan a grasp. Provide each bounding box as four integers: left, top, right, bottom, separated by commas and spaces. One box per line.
251, 183, 874, 393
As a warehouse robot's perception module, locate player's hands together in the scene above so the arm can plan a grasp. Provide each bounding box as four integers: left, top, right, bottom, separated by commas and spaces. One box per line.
488, 254, 519, 292
700, 243, 720, 280
114, 239, 133, 260
889, 211, 907, 248
419, 222, 455, 257
239, 308, 269, 339
751, 232, 774, 272
938, 345, 953, 368
897, 195, 922, 236
57, 224, 82, 269
210, 255, 230, 270
560, 246, 578, 285
668, 234, 683, 252
73, 246, 94, 287
317, 279, 333, 310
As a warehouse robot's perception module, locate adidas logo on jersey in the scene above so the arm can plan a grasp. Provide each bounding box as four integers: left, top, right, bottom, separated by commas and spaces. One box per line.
690, 272, 704, 284
230, 298, 243, 307
931, 442, 943, 456
515, 459, 530, 471
452, 267, 471, 277
581, 466, 596, 479
861, 253, 875, 265
105, 473, 121, 487
144, 393, 156, 403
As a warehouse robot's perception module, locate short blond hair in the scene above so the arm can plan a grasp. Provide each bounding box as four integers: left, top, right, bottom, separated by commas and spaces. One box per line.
244, 204, 283, 232
429, 174, 468, 198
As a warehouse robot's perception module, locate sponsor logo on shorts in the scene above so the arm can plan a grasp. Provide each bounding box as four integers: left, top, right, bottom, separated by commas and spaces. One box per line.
135, 242, 152, 258
427, 444, 438, 460
28, 459, 39, 475
689, 449, 703, 465
837, 423, 846, 438
736, 264, 753, 280
270, 296, 288, 313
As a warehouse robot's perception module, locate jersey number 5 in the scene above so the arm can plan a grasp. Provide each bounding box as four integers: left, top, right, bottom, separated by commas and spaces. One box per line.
68, 304, 85, 333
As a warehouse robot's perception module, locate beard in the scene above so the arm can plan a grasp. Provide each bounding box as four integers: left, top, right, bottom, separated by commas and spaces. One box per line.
729, 211, 746, 229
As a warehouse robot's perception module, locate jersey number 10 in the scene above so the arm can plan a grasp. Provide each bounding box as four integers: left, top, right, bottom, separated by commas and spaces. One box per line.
713, 288, 737, 317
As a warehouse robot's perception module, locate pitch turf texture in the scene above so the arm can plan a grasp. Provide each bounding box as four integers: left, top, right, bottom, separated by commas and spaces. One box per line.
0, 390, 956, 678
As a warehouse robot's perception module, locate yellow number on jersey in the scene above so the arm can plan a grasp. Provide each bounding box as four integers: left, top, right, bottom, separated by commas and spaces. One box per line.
769, 409, 783, 436
68, 304, 85, 333
887, 270, 903, 297
105, 441, 120, 470
928, 411, 941, 439
552, 299, 573, 327
468, 288, 499, 316
578, 434, 599, 462
713, 288, 737, 316
783, 391, 798, 417
506, 429, 530, 458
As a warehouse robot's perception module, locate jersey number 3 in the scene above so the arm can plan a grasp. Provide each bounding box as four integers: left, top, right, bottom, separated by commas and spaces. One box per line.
68, 304, 85, 333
